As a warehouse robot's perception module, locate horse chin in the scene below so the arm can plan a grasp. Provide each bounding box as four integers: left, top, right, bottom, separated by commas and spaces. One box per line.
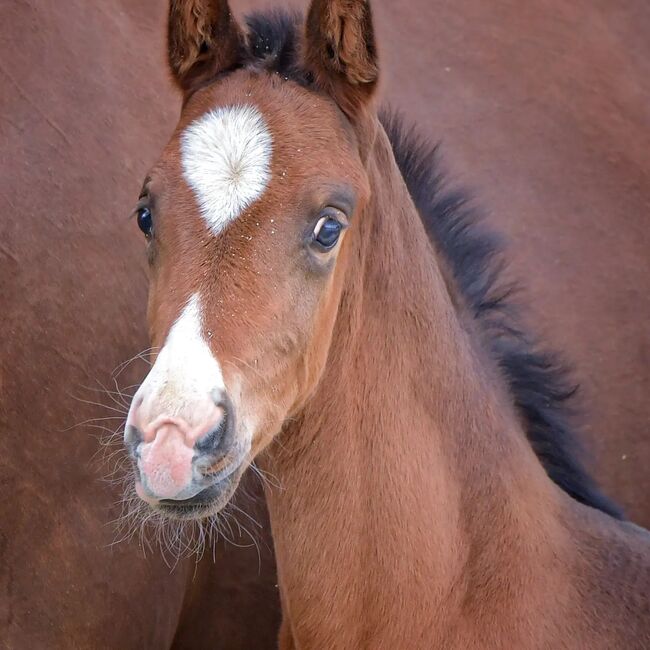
148, 468, 244, 521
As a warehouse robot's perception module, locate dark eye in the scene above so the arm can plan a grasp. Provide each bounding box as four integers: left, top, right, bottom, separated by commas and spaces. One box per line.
313, 216, 342, 250
136, 206, 153, 237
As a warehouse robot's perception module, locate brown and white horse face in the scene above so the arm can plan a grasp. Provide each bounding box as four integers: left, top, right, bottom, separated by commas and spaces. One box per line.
125, 73, 369, 518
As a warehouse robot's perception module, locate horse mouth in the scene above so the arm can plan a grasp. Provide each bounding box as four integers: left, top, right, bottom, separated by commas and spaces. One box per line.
151, 470, 241, 520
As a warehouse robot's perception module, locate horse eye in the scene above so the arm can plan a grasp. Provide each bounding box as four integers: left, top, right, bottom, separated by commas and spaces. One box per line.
313, 216, 342, 250
136, 207, 153, 237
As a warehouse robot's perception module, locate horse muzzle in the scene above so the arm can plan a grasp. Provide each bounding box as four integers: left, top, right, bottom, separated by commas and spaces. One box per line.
124, 389, 244, 512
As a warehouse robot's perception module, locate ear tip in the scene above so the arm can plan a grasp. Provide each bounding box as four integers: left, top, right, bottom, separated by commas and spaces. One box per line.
167, 0, 245, 92
304, 0, 379, 114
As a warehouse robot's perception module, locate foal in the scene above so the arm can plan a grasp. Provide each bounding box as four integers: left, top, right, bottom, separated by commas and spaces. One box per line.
124, 1, 650, 647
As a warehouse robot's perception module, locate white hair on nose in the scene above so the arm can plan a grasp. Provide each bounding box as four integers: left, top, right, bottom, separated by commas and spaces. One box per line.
180, 104, 273, 235
136, 293, 226, 421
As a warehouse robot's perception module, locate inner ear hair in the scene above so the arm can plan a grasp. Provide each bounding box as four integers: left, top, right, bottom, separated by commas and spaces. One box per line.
304, 0, 379, 118
168, 0, 245, 92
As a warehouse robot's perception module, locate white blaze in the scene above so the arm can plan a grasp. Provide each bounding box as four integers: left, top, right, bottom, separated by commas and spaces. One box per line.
135, 293, 225, 425
180, 104, 273, 235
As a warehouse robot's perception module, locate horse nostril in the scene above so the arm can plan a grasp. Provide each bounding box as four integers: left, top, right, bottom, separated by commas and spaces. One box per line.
194, 416, 227, 454
194, 405, 230, 454
124, 424, 143, 453
195, 392, 235, 456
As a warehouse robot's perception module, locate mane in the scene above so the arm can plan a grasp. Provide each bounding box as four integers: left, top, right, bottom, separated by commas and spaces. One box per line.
380, 112, 622, 518
243, 10, 622, 518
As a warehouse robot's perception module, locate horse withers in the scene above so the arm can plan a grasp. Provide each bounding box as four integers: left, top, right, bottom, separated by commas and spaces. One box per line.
122, 1, 650, 648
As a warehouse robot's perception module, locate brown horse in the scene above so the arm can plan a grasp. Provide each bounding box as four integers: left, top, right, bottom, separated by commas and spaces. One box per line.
3, 0, 648, 647
122, 1, 650, 648
0, 0, 279, 647
371, 0, 650, 526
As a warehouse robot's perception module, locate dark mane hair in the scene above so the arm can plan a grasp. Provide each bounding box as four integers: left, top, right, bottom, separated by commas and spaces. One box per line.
379, 111, 622, 518
243, 10, 622, 518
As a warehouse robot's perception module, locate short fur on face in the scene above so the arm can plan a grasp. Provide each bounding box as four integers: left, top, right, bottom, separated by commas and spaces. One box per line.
132, 65, 369, 517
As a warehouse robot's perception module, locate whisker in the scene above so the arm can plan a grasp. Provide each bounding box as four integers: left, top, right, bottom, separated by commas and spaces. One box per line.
112, 347, 159, 379
250, 461, 284, 491
68, 393, 129, 415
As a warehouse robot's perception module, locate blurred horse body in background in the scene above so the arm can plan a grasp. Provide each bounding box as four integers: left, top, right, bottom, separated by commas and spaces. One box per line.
371, 0, 650, 526
1, 0, 648, 648
0, 1, 279, 648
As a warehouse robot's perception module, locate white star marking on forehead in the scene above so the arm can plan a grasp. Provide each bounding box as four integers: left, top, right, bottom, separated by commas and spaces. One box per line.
180, 105, 273, 235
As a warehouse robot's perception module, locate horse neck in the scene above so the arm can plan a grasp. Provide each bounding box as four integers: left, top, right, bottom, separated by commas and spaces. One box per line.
261, 124, 572, 643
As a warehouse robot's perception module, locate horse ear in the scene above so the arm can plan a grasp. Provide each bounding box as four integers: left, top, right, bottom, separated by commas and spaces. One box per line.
303, 0, 379, 118
168, 0, 245, 92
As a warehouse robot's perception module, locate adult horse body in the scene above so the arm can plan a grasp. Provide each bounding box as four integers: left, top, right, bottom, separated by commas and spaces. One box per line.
374, 0, 650, 525
122, 1, 650, 648
0, 1, 278, 647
